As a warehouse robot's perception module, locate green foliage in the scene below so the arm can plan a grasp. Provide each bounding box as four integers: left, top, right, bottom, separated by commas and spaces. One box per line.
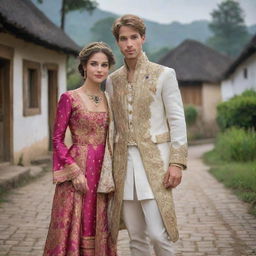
184, 105, 198, 126
241, 89, 256, 97
91, 17, 116, 49
67, 73, 82, 90
217, 90, 256, 130
147, 47, 172, 63
214, 127, 256, 162
207, 0, 250, 57
204, 150, 256, 216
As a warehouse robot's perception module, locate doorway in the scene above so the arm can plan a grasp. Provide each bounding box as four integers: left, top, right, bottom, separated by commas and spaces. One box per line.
46, 64, 58, 151
0, 57, 12, 162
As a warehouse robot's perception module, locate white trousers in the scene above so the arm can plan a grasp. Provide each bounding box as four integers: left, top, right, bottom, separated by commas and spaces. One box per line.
123, 199, 175, 256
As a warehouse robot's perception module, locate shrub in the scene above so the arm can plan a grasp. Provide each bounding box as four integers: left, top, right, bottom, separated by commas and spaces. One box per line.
241, 89, 256, 97
185, 105, 198, 126
215, 127, 256, 162
217, 90, 256, 130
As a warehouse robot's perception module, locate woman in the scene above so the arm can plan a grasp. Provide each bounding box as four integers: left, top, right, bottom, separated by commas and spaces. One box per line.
44, 42, 117, 256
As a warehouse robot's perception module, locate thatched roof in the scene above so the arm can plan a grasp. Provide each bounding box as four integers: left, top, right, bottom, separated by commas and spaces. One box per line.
224, 34, 256, 78
0, 0, 80, 55
159, 39, 232, 83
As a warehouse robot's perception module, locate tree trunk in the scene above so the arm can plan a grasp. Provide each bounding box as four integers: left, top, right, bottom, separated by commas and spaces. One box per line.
60, 0, 66, 30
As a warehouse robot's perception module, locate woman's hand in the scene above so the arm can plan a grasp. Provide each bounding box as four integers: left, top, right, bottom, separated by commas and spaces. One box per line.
72, 173, 89, 194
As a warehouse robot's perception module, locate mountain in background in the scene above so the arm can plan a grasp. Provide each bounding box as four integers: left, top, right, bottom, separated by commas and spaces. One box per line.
31, 0, 255, 53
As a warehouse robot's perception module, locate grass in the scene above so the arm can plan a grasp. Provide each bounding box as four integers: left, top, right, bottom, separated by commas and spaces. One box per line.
203, 149, 256, 216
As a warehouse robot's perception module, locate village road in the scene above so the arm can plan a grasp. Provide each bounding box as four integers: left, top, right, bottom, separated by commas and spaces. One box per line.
0, 144, 256, 256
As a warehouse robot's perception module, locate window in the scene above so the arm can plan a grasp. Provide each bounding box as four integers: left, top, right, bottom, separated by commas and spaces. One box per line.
243, 68, 248, 79
23, 60, 41, 116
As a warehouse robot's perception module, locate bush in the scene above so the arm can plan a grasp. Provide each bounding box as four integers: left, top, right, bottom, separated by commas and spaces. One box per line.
217, 90, 256, 130
185, 105, 198, 126
215, 127, 256, 162
241, 89, 256, 97
67, 73, 82, 90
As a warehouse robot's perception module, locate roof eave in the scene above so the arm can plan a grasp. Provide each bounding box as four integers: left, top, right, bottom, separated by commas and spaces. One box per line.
224, 43, 256, 79
0, 18, 79, 56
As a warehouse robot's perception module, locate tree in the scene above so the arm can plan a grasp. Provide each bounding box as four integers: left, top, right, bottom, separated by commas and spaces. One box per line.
91, 17, 116, 49
37, 0, 97, 30
207, 0, 250, 57
147, 46, 172, 62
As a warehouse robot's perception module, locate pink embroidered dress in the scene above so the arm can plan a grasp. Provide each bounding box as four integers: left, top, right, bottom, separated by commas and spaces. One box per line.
44, 90, 116, 256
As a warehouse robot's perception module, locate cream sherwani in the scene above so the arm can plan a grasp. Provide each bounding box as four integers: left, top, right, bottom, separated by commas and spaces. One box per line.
106, 53, 187, 250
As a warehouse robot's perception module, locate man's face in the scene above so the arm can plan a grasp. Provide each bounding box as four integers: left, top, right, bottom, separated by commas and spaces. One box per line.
117, 26, 145, 60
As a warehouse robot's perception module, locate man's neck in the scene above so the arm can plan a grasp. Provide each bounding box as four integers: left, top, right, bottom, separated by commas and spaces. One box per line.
125, 51, 143, 72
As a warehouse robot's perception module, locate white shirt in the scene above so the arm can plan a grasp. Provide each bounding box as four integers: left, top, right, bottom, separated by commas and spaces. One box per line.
123, 146, 154, 200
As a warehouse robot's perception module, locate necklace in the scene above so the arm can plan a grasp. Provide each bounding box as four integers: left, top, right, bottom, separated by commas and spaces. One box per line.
87, 94, 103, 106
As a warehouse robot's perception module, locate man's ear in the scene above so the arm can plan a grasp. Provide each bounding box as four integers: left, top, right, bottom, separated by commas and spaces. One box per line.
142, 35, 146, 44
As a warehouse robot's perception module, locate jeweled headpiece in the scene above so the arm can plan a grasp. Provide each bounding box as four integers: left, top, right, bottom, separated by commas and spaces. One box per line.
79, 42, 111, 58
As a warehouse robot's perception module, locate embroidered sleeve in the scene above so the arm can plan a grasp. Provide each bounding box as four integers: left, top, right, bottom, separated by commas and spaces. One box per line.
52, 93, 81, 183
162, 68, 188, 169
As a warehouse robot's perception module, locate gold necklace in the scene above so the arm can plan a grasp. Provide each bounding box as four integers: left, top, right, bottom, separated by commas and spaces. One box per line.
86, 94, 103, 106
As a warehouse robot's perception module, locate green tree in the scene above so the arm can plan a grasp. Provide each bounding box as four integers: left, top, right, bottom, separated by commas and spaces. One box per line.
37, 0, 97, 30
207, 0, 250, 57
91, 17, 116, 49
147, 46, 172, 62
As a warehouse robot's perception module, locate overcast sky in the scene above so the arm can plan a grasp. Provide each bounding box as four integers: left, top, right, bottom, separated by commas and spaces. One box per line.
96, 0, 256, 25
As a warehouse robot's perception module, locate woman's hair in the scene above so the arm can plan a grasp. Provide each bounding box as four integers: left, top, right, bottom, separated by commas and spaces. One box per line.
112, 14, 146, 41
78, 42, 115, 78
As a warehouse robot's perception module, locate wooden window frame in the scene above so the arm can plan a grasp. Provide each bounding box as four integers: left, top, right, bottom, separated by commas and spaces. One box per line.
23, 59, 41, 116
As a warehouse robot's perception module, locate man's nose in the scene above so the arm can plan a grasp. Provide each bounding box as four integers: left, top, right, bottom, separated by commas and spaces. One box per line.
127, 39, 132, 47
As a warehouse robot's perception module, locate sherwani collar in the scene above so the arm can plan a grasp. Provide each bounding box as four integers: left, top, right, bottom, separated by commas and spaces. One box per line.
122, 52, 149, 83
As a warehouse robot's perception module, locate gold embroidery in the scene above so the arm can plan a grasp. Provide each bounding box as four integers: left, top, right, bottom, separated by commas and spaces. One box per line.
169, 143, 188, 169
151, 132, 170, 143
109, 53, 180, 242
69, 91, 109, 148
53, 163, 81, 183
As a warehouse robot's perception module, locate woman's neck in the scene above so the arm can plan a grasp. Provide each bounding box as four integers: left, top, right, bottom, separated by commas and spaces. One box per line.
81, 80, 101, 94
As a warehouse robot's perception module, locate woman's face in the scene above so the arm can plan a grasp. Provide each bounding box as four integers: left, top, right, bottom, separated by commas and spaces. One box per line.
84, 52, 109, 84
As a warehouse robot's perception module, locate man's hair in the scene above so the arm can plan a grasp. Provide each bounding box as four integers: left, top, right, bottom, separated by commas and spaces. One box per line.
112, 14, 146, 41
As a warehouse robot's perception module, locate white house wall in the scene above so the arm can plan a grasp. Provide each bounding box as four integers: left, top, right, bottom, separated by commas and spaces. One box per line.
0, 33, 67, 164
221, 53, 256, 101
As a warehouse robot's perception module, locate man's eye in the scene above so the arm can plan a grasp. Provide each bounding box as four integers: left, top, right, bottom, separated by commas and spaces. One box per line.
120, 37, 126, 41
131, 35, 138, 40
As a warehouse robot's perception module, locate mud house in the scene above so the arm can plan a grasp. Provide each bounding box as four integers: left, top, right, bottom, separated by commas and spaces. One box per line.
0, 0, 80, 165
159, 39, 232, 137
221, 34, 256, 101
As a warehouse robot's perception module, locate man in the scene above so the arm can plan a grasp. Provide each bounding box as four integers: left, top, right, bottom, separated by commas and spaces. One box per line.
106, 14, 187, 256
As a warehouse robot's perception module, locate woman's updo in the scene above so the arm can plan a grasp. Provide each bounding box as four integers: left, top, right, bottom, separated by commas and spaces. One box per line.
78, 42, 115, 78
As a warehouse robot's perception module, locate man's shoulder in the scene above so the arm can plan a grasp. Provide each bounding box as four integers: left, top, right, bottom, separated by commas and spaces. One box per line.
109, 66, 124, 81
148, 61, 174, 73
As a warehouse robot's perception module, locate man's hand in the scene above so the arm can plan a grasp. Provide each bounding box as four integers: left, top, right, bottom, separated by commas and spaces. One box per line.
163, 165, 182, 189
72, 173, 89, 194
